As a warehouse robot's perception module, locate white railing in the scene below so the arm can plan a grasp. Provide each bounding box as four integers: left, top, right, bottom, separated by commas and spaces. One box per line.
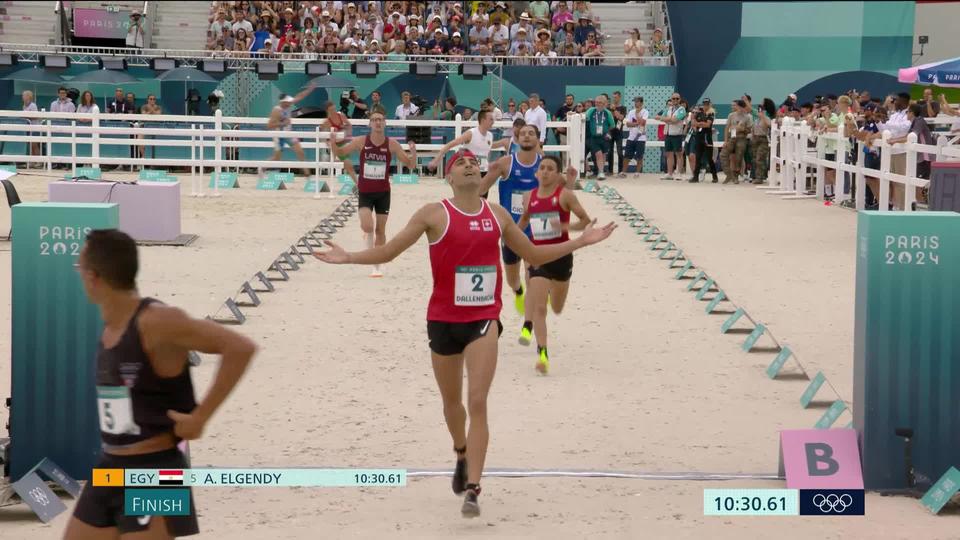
763, 117, 960, 211
0, 42, 666, 66
0, 109, 586, 197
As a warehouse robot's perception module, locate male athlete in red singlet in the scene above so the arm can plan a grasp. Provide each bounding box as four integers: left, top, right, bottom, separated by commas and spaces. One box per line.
320, 101, 358, 184
330, 110, 417, 277
516, 155, 592, 374
313, 149, 616, 518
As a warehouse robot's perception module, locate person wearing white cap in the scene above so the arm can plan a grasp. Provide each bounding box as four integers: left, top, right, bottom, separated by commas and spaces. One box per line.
510, 11, 533, 41
261, 81, 319, 179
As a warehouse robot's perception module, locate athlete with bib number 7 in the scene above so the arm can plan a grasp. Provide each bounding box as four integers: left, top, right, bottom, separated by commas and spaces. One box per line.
516, 155, 592, 374
313, 149, 616, 518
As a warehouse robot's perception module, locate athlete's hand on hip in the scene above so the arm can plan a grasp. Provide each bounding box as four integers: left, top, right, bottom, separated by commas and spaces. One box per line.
580, 219, 617, 246
313, 240, 350, 264
167, 410, 206, 441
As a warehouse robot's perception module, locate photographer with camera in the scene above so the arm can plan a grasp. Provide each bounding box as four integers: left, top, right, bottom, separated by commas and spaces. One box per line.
126, 10, 146, 49
687, 98, 718, 183
395, 91, 420, 120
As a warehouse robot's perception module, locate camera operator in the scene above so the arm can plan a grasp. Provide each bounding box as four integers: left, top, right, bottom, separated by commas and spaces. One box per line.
348, 90, 368, 119
395, 91, 420, 120
126, 10, 146, 49
397, 93, 427, 174
687, 98, 718, 183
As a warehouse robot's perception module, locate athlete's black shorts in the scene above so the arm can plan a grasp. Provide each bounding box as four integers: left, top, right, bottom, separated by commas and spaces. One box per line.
427, 319, 503, 356
73, 447, 199, 536
528, 253, 574, 282
358, 191, 391, 215
501, 243, 520, 265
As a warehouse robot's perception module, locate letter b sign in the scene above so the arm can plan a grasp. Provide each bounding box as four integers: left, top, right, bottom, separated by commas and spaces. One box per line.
805, 443, 839, 476
780, 430, 863, 489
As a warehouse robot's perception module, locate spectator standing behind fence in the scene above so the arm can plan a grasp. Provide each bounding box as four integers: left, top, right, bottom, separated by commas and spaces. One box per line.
877, 93, 911, 206
396, 92, 419, 120
21, 90, 40, 166
607, 91, 627, 178
888, 103, 935, 208
50, 86, 76, 113
939, 94, 960, 137
108, 88, 134, 114
585, 95, 615, 180
555, 94, 575, 147
752, 98, 775, 184
687, 98, 718, 183
656, 93, 685, 181
126, 10, 146, 48
720, 99, 751, 184
524, 93, 548, 145
624, 29, 644, 64
76, 91, 99, 117
920, 88, 940, 119
624, 96, 648, 178
650, 28, 669, 64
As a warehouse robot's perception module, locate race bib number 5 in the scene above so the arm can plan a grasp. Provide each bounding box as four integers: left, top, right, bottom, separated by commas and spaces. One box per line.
364, 161, 386, 180
510, 191, 526, 215
455, 265, 496, 306
530, 211, 562, 241
96, 386, 140, 435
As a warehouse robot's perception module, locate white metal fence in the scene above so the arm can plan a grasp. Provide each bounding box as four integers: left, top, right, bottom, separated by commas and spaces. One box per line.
762, 117, 960, 211
0, 109, 586, 197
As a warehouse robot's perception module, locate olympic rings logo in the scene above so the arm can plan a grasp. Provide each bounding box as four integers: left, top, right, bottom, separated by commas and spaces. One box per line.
812, 493, 853, 513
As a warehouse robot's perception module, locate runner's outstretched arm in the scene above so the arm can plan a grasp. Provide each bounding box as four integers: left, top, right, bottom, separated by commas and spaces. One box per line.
388, 139, 418, 169
492, 204, 616, 266
330, 136, 365, 157
314, 203, 433, 265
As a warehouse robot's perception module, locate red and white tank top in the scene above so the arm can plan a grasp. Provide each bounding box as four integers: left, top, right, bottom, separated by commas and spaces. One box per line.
427, 199, 503, 322
526, 185, 570, 245
358, 134, 391, 194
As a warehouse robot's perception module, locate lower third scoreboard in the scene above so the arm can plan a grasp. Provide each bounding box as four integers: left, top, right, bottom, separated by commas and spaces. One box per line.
92, 468, 407, 487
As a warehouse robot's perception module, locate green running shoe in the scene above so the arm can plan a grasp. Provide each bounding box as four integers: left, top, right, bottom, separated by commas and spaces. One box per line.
518, 326, 532, 346
536, 347, 549, 375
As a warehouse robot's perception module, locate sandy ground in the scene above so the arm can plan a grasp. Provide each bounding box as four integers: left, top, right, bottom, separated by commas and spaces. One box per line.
0, 171, 957, 539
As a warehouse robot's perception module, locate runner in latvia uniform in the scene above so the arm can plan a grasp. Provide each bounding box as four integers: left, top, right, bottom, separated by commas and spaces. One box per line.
65, 229, 256, 540
313, 149, 617, 518
516, 155, 592, 374
330, 110, 418, 277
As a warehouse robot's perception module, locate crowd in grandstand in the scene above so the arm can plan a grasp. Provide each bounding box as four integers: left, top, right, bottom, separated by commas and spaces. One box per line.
205, 1, 672, 64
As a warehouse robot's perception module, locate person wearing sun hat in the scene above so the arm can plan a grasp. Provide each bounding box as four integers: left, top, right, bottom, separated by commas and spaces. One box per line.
510, 11, 532, 39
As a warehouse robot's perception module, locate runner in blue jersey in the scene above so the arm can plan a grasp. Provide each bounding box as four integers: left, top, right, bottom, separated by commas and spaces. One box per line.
479, 124, 543, 315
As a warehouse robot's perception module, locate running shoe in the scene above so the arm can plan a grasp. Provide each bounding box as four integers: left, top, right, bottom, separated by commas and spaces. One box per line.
514, 289, 525, 315
452, 458, 467, 495
536, 348, 550, 375
461, 489, 480, 518
518, 326, 533, 346
597, 172, 607, 180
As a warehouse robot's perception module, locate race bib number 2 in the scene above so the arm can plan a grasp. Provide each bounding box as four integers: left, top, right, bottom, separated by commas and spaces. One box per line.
455, 265, 496, 306
96, 386, 140, 435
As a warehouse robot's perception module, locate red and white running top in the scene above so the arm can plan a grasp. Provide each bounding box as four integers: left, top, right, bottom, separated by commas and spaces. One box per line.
427, 199, 503, 322
526, 185, 570, 245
